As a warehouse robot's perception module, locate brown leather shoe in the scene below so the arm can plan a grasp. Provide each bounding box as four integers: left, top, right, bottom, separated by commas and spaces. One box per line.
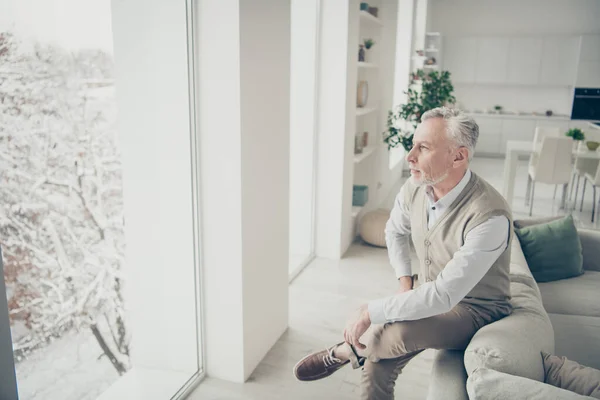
293, 342, 349, 381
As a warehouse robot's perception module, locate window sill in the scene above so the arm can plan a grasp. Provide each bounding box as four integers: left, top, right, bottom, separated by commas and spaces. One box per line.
97, 367, 204, 400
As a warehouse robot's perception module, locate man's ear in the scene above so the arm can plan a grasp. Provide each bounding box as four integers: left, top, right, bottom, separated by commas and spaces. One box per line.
453, 147, 469, 166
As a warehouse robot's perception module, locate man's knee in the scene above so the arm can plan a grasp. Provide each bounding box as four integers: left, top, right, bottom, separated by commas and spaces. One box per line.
367, 322, 419, 358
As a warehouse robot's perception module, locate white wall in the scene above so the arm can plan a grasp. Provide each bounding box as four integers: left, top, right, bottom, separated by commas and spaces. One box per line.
429, 0, 600, 115
430, 0, 600, 36
197, 0, 290, 382
239, 0, 290, 377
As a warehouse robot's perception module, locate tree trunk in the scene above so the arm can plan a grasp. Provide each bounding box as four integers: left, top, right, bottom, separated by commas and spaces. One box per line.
91, 324, 127, 375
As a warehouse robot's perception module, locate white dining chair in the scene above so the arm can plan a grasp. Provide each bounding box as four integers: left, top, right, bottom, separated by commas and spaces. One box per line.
532, 126, 560, 152
570, 129, 600, 206
579, 161, 600, 222
525, 136, 574, 216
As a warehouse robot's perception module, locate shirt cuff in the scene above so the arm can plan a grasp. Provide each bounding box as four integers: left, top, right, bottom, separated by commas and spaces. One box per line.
368, 298, 388, 324
393, 264, 412, 279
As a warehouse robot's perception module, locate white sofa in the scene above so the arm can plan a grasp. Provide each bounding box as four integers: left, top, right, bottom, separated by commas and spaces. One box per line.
426, 225, 600, 400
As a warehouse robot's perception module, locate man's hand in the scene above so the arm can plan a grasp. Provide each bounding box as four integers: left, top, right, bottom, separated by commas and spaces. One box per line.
343, 304, 371, 350
397, 275, 413, 294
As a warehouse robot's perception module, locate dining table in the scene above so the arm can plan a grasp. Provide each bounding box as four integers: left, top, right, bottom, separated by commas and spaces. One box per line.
502, 140, 600, 208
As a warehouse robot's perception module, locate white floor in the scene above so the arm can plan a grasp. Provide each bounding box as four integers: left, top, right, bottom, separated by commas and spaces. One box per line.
188, 157, 600, 400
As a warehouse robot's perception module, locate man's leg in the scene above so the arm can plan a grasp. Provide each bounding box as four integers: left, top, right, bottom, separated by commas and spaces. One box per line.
360, 350, 423, 400
358, 303, 489, 399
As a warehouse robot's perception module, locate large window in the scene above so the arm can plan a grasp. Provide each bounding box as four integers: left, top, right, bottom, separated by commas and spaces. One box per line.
0, 1, 204, 398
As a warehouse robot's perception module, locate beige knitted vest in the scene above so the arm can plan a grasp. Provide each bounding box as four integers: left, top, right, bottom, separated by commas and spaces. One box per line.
404, 171, 513, 315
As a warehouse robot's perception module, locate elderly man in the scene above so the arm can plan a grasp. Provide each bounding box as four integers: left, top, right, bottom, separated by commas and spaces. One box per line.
293, 107, 513, 399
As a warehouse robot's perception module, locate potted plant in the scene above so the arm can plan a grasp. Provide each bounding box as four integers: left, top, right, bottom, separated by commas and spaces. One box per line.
363, 39, 375, 62
493, 105, 503, 114
384, 69, 456, 152
566, 128, 586, 150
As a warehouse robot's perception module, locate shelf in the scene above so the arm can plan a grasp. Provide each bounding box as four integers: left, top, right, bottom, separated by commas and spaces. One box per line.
359, 10, 383, 27
352, 206, 363, 218
425, 48, 439, 52
353, 146, 377, 163
356, 106, 378, 117
426, 32, 441, 36
358, 62, 378, 69
423, 65, 439, 69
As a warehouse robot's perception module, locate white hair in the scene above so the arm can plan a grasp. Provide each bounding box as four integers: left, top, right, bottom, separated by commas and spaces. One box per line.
421, 107, 479, 161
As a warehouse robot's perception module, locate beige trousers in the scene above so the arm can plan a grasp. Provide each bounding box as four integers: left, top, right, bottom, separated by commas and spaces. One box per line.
359, 302, 502, 400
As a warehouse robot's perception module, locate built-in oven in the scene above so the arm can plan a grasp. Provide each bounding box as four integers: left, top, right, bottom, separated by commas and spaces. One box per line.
571, 88, 600, 120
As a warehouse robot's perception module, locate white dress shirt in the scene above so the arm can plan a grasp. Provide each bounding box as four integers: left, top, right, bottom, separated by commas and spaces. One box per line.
368, 170, 510, 324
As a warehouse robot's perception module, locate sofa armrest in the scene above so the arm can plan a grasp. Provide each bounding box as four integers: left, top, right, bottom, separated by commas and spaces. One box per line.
467, 368, 595, 400
427, 350, 469, 400
578, 229, 600, 272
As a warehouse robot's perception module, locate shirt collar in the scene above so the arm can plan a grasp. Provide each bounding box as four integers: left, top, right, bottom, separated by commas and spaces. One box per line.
425, 169, 472, 209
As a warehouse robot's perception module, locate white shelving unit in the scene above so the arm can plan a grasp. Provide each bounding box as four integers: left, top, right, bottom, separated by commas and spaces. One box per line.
356, 106, 378, 116
351, 4, 384, 228
412, 32, 443, 73
353, 145, 377, 163
358, 62, 378, 69
359, 10, 384, 27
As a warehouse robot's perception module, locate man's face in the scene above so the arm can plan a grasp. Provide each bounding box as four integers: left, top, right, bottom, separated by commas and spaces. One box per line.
406, 118, 455, 186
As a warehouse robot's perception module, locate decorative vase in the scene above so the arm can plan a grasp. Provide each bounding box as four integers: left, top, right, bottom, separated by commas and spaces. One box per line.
358, 45, 365, 62
357, 81, 369, 108
360, 2, 369, 11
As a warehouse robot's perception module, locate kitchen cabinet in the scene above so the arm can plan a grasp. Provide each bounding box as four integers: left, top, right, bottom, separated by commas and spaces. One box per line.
575, 35, 600, 87
507, 37, 543, 85
443, 37, 477, 83
501, 119, 537, 149
536, 119, 569, 134
469, 115, 599, 157
473, 116, 502, 154
475, 37, 510, 84
539, 36, 579, 86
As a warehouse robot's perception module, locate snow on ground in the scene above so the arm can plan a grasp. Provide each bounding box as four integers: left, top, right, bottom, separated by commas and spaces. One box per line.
15, 330, 119, 400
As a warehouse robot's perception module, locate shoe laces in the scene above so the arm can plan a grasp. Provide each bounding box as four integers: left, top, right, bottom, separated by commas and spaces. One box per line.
322, 348, 343, 368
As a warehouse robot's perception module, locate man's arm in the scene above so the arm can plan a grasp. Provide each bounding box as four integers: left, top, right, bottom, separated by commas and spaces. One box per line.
368, 215, 510, 324
385, 185, 413, 288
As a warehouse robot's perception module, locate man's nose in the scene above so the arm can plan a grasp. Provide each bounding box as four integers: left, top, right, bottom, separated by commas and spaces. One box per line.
406, 146, 416, 163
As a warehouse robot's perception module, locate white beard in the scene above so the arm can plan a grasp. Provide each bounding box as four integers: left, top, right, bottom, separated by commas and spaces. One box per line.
410, 170, 449, 187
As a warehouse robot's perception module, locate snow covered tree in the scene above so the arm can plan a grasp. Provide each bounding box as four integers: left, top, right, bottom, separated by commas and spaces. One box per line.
0, 31, 130, 374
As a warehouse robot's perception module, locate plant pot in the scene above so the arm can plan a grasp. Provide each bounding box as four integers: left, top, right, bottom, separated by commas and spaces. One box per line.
360, 2, 369, 11
357, 81, 369, 108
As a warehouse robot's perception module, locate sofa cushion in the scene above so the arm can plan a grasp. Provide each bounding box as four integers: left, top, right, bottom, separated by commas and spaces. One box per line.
579, 229, 600, 272
514, 215, 584, 283
464, 280, 554, 382
510, 239, 535, 280
548, 313, 600, 370
467, 368, 596, 400
539, 271, 600, 318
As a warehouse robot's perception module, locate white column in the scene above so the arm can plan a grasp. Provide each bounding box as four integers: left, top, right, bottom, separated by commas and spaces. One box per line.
197, 0, 291, 382
314, 0, 355, 259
